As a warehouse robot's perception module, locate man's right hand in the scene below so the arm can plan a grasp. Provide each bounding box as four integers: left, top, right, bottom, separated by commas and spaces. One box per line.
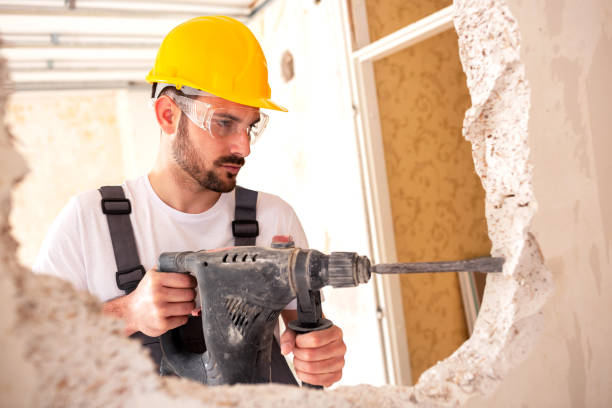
123, 268, 197, 337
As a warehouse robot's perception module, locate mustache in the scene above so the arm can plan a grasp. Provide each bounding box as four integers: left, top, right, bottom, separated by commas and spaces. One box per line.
214, 155, 245, 167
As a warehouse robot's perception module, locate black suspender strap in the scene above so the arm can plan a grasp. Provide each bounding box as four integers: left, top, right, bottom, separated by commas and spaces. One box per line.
233, 186, 259, 246
99, 185, 162, 369
99, 186, 145, 294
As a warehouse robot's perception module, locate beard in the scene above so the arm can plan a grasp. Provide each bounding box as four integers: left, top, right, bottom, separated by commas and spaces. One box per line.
172, 115, 245, 193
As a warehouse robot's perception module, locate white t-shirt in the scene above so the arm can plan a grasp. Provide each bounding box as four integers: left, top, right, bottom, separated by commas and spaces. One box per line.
33, 175, 307, 309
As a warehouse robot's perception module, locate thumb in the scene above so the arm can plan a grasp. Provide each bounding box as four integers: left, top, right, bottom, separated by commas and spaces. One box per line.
280, 328, 296, 355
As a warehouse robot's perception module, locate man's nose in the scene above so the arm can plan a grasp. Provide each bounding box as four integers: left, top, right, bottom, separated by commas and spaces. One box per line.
228, 128, 251, 157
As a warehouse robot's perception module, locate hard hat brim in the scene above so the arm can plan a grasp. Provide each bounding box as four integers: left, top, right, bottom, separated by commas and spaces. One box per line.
146, 74, 288, 112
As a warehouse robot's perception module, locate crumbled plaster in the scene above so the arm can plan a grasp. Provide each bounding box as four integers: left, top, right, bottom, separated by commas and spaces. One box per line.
412, 0, 553, 404
0, 0, 552, 406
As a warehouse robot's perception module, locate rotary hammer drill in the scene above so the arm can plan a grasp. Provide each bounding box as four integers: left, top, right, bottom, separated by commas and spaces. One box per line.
157, 240, 503, 387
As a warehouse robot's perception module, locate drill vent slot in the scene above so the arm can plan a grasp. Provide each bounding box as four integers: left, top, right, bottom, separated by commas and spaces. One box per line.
265, 309, 281, 322
222, 253, 257, 263
224, 296, 263, 336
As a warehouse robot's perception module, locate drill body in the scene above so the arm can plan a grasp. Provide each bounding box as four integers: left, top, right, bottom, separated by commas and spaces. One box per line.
158, 246, 370, 385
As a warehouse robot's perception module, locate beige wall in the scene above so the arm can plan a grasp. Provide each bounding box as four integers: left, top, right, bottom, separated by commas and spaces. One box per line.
7, 90, 126, 267
467, 0, 612, 406
6, 88, 158, 268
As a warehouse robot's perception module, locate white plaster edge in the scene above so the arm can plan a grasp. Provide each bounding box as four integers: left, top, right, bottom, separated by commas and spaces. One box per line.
412, 0, 554, 405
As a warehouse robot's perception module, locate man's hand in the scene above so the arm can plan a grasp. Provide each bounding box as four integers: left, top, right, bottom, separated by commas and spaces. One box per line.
120, 268, 197, 337
280, 325, 346, 387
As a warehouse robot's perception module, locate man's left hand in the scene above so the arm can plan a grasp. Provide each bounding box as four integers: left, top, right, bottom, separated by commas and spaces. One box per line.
280, 325, 346, 387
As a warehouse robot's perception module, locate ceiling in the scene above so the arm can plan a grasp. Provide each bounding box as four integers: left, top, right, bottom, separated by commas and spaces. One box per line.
0, 0, 274, 91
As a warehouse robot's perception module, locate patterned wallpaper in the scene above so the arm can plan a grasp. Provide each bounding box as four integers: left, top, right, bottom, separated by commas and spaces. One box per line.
371, 28, 492, 381
365, 0, 452, 42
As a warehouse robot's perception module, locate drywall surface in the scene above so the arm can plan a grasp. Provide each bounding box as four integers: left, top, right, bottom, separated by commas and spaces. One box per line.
0, 0, 557, 407
6, 88, 159, 268
7, 90, 126, 267
465, 0, 612, 406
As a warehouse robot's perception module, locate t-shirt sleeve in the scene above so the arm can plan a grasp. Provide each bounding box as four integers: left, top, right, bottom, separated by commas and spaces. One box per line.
32, 197, 87, 291
286, 207, 308, 249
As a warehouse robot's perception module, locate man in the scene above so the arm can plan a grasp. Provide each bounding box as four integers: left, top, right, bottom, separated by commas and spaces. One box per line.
33, 16, 346, 387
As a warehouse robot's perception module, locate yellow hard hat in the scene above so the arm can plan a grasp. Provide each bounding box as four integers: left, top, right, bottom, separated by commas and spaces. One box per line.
146, 16, 287, 112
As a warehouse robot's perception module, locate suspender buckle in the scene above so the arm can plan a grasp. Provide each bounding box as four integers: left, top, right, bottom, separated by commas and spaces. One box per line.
101, 198, 132, 215
232, 219, 259, 238
116, 265, 146, 293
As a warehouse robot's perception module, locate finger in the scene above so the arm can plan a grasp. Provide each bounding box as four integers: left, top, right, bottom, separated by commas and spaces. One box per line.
158, 287, 196, 302
292, 339, 346, 362
164, 315, 189, 331
161, 301, 196, 317
191, 307, 202, 317
292, 356, 345, 375
295, 370, 342, 388
295, 325, 343, 348
156, 271, 197, 288
280, 328, 296, 355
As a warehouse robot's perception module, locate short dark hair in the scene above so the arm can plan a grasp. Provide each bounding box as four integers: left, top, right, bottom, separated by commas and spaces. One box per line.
152, 83, 195, 100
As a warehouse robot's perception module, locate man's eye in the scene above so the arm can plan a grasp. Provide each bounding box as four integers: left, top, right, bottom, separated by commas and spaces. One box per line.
214, 119, 232, 128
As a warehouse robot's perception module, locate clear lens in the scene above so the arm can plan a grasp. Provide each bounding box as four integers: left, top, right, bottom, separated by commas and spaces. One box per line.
172, 94, 210, 130
171, 94, 268, 145
209, 108, 269, 144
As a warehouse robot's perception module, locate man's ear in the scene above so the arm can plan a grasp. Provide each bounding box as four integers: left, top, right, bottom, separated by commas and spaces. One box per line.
154, 95, 180, 135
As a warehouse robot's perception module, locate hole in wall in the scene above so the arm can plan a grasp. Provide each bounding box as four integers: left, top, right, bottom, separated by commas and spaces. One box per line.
372, 26, 490, 382
0, 0, 553, 406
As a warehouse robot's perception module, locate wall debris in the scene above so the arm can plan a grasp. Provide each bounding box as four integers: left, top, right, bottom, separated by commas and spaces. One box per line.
0, 0, 553, 406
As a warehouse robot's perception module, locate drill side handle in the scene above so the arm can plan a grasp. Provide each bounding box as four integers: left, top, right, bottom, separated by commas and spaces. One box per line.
287, 289, 333, 390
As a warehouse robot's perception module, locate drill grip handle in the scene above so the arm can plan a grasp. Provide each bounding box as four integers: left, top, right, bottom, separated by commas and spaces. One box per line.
287, 318, 333, 390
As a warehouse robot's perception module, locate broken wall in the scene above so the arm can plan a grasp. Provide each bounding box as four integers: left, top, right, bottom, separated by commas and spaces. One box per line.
369, 24, 491, 381
2, 0, 602, 406
466, 0, 612, 406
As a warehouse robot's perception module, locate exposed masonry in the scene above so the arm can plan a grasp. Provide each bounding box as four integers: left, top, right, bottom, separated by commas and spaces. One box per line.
0, 0, 553, 406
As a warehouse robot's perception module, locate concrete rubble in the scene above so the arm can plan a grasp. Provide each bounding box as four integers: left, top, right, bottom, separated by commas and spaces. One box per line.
0, 0, 553, 406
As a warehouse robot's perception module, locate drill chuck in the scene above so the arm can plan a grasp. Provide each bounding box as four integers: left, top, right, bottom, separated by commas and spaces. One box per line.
327, 252, 371, 288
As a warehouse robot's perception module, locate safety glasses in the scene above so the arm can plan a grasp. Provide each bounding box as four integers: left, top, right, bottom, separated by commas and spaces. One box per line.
170, 93, 269, 145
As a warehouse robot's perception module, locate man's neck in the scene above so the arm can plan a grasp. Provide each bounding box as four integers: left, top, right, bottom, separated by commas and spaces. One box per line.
148, 168, 222, 214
